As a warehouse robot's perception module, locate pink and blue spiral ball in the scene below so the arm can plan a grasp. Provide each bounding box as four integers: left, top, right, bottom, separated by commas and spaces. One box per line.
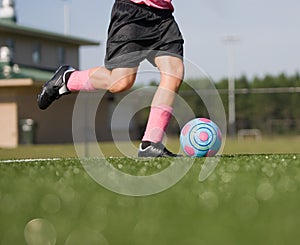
180, 118, 222, 157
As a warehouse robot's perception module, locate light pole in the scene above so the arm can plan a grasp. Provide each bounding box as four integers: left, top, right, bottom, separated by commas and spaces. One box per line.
223, 35, 240, 137
62, 0, 70, 34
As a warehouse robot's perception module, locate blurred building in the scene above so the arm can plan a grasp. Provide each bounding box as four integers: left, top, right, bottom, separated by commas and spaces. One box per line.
0, 0, 106, 147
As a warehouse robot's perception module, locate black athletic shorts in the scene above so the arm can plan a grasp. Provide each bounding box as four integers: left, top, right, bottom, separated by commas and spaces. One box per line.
104, 0, 184, 70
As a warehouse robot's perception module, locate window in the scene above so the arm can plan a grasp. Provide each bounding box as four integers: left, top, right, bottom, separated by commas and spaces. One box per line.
58, 46, 65, 64
32, 43, 41, 64
6, 39, 14, 51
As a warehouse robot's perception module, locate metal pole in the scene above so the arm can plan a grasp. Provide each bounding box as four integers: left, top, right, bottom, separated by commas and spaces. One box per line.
62, 0, 70, 34
223, 35, 240, 137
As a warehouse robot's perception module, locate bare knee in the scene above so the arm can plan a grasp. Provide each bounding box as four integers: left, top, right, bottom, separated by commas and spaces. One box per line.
155, 57, 184, 92
108, 76, 135, 93
156, 56, 184, 80
168, 60, 184, 82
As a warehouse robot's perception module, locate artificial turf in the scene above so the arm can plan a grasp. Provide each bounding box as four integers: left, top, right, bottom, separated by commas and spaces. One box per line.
0, 154, 300, 244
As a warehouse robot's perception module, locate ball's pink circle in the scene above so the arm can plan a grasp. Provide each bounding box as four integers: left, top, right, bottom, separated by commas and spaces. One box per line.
206, 149, 217, 157
184, 145, 195, 156
199, 118, 211, 123
182, 124, 191, 136
199, 132, 209, 142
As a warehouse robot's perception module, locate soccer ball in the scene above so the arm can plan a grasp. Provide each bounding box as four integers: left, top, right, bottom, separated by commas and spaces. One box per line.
180, 118, 222, 157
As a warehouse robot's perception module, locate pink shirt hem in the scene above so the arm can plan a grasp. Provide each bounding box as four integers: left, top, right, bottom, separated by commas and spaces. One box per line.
130, 0, 174, 11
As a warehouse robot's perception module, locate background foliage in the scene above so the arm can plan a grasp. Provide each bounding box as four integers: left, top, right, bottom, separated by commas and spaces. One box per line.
154, 72, 300, 135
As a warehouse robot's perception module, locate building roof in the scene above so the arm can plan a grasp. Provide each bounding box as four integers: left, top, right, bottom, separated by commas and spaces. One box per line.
15, 65, 54, 81
0, 18, 100, 85
0, 62, 53, 85
0, 19, 100, 46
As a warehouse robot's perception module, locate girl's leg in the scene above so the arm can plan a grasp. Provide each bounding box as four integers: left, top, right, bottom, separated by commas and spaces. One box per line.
37, 65, 138, 110
67, 66, 138, 93
141, 56, 184, 144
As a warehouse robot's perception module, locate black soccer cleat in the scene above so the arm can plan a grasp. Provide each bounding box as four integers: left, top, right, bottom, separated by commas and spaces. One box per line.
37, 65, 75, 110
138, 142, 180, 157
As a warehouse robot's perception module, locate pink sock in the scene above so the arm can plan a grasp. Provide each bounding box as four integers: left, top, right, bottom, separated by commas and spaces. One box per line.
142, 105, 173, 143
67, 70, 96, 91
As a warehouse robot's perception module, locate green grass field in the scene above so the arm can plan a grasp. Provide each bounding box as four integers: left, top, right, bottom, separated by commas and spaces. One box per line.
0, 136, 300, 159
0, 137, 300, 244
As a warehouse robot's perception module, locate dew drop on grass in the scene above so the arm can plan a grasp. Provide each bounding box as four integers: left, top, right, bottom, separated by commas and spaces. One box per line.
295, 171, 300, 183
24, 218, 56, 245
41, 194, 61, 214
266, 169, 274, 177
58, 186, 76, 202
139, 166, 147, 175
199, 191, 219, 211
277, 177, 297, 193
281, 159, 288, 167
232, 164, 240, 172
221, 173, 232, 183
256, 182, 274, 201
73, 167, 80, 174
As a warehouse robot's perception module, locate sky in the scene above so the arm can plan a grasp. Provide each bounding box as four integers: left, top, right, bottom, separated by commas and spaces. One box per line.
15, 0, 300, 82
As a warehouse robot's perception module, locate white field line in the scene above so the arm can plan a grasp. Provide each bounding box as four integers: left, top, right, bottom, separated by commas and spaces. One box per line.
0, 158, 62, 163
